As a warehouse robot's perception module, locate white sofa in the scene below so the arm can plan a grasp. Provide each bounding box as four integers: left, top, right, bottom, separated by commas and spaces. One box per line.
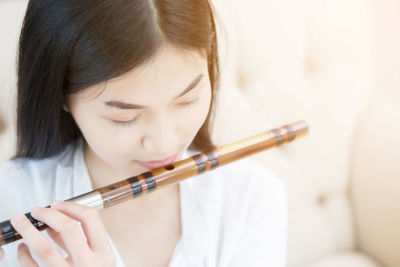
1, 1, 399, 267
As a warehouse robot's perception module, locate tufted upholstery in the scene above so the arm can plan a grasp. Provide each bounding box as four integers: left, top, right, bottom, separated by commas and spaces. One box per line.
350, 96, 400, 267
0, 1, 399, 266
0, 113, 5, 135
209, 0, 400, 266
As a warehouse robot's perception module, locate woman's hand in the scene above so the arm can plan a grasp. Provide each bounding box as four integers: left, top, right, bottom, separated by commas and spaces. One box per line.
0, 247, 4, 261
8, 201, 116, 267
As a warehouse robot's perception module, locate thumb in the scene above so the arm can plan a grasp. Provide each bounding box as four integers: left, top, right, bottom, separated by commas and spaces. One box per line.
0, 247, 4, 261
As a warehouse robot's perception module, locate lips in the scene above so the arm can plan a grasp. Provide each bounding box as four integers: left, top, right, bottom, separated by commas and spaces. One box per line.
137, 154, 178, 169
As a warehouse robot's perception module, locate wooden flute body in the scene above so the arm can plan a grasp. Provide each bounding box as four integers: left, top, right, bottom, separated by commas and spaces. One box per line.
0, 120, 309, 246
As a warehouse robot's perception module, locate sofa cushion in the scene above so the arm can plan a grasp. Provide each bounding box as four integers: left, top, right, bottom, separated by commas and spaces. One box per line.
306, 251, 381, 267
351, 95, 400, 267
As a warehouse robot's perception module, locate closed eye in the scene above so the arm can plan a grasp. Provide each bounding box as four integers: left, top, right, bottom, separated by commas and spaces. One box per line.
176, 98, 198, 107
112, 98, 198, 127
112, 115, 140, 127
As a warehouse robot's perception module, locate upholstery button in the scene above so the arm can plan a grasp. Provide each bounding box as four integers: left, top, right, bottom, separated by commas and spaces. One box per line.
0, 116, 6, 134
304, 56, 317, 76
317, 194, 326, 205
236, 70, 248, 89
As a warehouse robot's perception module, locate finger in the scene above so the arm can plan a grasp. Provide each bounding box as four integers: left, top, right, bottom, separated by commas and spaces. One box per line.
45, 229, 73, 264
31, 207, 91, 260
0, 247, 4, 261
17, 243, 39, 267
46, 228, 70, 255
50, 201, 111, 253
10, 213, 65, 266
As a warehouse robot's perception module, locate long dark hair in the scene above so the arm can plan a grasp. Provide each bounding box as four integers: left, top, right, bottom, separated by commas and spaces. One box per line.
13, 0, 220, 159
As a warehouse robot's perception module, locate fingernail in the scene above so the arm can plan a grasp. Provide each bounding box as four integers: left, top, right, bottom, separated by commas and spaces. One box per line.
18, 243, 26, 251
51, 201, 63, 208
31, 207, 40, 214
11, 213, 25, 224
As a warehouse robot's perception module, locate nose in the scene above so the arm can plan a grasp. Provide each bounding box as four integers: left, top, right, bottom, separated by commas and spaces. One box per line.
141, 112, 179, 156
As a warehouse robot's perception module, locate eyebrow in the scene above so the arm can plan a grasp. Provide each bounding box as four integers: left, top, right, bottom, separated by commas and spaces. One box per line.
104, 74, 204, 110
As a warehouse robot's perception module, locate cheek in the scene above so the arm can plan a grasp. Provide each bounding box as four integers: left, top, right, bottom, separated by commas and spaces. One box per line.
181, 86, 212, 134
71, 106, 138, 165
198, 89, 212, 125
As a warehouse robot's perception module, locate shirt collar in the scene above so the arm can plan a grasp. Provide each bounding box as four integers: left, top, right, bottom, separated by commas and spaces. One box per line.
73, 138, 94, 196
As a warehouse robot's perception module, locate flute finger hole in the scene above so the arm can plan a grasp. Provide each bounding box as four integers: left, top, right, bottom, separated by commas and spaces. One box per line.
165, 165, 174, 171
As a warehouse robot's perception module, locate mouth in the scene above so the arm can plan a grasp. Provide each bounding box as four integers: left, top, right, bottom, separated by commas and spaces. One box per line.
137, 153, 178, 169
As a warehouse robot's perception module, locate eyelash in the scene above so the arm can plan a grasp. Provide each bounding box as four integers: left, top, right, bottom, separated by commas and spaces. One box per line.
176, 98, 198, 107
112, 116, 140, 127
112, 99, 198, 127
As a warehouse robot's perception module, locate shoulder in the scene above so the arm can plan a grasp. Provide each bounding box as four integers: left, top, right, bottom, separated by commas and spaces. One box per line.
219, 157, 285, 192
184, 153, 288, 251
217, 158, 287, 213
0, 140, 76, 186
186, 149, 287, 221
0, 141, 77, 219
191, 153, 287, 203
185, 149, 287, 204
216, 159, 288, 266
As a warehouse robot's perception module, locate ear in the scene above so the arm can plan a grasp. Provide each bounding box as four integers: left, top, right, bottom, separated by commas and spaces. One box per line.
62, 104, 70, 112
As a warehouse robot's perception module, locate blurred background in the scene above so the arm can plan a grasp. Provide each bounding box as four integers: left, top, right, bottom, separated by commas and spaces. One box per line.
0, 0, 399, 266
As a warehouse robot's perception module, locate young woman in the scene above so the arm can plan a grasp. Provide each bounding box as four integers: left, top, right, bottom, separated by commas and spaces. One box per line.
0, 0, 288, 266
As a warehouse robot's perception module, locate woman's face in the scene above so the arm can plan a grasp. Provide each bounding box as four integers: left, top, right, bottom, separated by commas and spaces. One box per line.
67, 45, 212, 178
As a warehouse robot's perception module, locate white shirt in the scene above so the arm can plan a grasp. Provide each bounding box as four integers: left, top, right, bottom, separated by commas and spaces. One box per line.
0, 138, 287, 267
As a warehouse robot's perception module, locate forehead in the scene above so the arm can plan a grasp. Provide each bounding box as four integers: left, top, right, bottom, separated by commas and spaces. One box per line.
76, 45, 207, 103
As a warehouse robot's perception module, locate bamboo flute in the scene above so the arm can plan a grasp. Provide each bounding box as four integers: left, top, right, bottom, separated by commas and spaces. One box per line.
0, 120, 309, 246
